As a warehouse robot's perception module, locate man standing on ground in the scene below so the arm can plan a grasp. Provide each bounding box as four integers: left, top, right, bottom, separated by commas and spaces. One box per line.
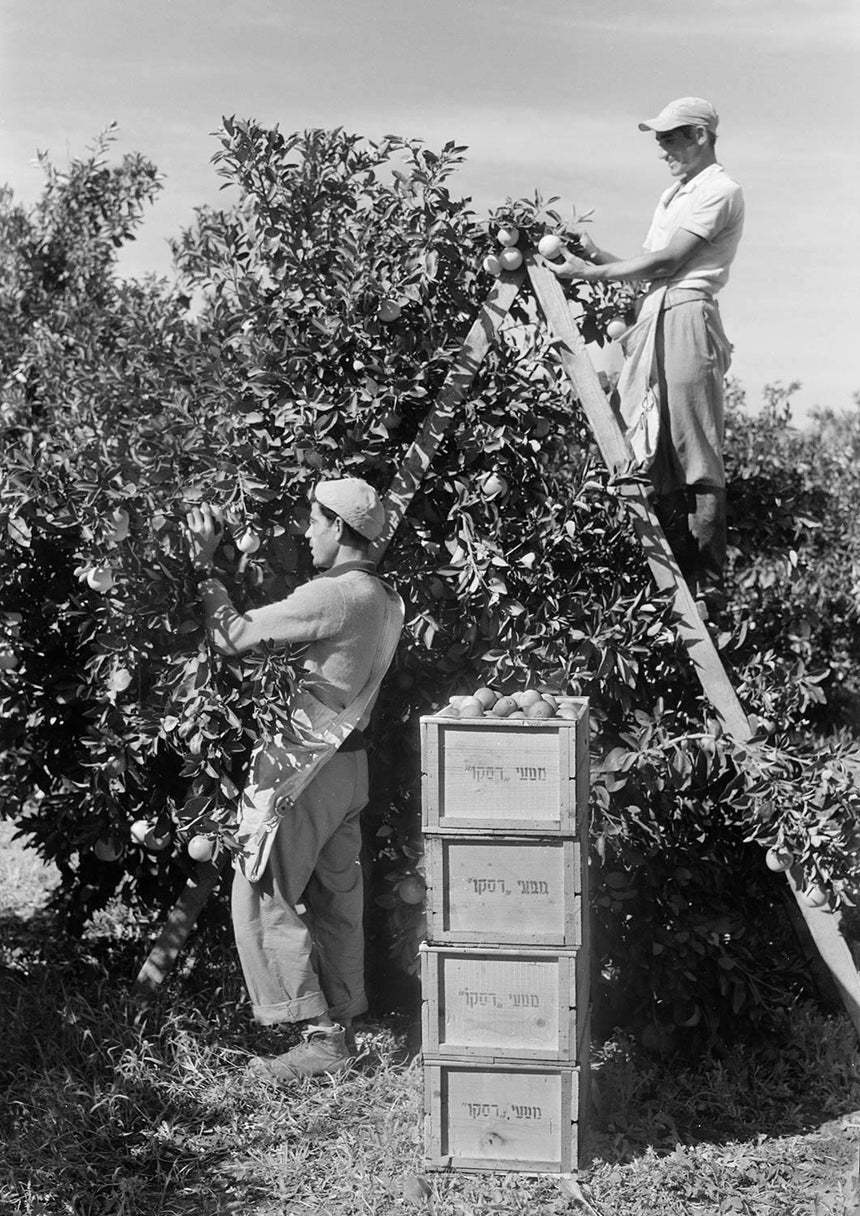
185, 478, 404, 1083
544, 97, 744, 616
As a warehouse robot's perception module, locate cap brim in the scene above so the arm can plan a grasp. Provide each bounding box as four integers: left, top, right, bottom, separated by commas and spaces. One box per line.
638, 118, 677, 132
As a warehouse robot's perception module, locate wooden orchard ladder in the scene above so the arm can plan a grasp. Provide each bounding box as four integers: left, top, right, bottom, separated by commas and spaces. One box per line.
136, 259, 860, 1040
525, 254, 860, 1037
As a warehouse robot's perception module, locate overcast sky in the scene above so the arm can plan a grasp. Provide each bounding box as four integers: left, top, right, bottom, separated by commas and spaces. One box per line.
2, 0, 858, 421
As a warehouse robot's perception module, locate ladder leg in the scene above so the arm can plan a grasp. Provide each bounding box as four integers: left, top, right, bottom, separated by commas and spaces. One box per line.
134, 859, 225, 998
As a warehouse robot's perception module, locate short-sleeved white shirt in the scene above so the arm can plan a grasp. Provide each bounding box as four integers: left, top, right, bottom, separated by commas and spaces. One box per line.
643, 163, 744, 294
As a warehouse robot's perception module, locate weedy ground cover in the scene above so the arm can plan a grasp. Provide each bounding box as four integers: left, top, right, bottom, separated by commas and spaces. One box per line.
1, 821, 858, 1216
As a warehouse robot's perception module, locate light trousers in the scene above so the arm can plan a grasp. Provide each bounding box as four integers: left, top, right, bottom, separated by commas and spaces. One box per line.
651, 293, 732, 592
231, 750, 369, 1025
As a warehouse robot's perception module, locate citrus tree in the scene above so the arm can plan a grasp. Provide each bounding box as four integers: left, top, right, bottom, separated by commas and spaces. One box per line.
2, 122, 859, 1044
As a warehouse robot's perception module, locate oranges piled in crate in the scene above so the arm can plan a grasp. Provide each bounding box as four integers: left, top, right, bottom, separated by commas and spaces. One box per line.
438, 686, 580, 721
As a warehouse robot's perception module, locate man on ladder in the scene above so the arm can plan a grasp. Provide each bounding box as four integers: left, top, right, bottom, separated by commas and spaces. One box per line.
544, 96, 744, 621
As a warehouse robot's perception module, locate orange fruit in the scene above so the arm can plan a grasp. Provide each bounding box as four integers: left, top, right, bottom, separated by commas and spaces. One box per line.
188, 835, 215, 862
765, 845, 793, 872
473, 687, 499, 709
498, 248, 523, 271
497, 225, 519, 247
606, 318, 628, 340
378, 299, 401, 323
525, 701, 554, 719
538, 234, 563, 259
86, 566, 114, 592
479, 471, 508, 497
397, 875, 426, 905
457, 697, 483, 718
235, 529, 261, 554
491, 696, 518, 717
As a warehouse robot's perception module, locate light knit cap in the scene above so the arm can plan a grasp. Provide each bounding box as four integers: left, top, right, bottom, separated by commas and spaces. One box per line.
314, 477, 385, 541
638, 97, 719, 134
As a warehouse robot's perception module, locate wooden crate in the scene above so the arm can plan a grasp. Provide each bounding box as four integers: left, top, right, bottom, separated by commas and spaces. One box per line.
421, 944, 590, 1063
424, 834, 585, 947
424, 1060, 583, 1173
421, 705, 589, 835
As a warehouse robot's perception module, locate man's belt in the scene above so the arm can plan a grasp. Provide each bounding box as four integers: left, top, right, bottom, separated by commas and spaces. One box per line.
339, 729, 366, 753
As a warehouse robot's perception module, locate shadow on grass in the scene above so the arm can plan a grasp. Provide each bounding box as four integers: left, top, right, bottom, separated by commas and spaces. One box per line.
585, 1006, 860, 1167
0, 907, 285, 1214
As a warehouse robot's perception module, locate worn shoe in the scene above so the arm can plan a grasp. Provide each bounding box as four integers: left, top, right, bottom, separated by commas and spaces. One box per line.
246, 1023, 354, 1086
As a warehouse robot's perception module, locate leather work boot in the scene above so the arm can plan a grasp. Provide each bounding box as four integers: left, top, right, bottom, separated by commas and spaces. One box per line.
246, 1023, 354, 1086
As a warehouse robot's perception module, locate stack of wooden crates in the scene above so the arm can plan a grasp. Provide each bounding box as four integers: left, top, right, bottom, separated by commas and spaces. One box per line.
419, 699, 591, 1175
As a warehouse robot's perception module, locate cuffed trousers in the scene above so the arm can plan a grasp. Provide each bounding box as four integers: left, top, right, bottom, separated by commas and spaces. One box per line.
231, 750, 369, 1025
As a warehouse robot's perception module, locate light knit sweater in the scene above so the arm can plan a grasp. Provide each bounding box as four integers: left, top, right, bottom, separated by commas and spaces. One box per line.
201, 560, 392, 724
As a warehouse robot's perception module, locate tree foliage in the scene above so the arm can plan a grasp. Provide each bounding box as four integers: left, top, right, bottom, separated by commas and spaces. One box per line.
1, 123, 859, 1045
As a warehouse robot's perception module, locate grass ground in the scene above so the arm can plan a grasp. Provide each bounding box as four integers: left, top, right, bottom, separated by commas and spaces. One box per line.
1, 820, 859, 1216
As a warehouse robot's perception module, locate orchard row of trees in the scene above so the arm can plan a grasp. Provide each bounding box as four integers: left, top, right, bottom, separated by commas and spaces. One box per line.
1, 124, 859, 1045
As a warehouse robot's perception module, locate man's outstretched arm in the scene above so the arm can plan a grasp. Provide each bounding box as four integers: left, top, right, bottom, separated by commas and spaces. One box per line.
545, 227, 706, 285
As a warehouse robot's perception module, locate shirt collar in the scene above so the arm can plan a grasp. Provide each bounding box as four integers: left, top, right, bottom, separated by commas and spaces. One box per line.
313, 559, 379, 581
661, 162, 725, 205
